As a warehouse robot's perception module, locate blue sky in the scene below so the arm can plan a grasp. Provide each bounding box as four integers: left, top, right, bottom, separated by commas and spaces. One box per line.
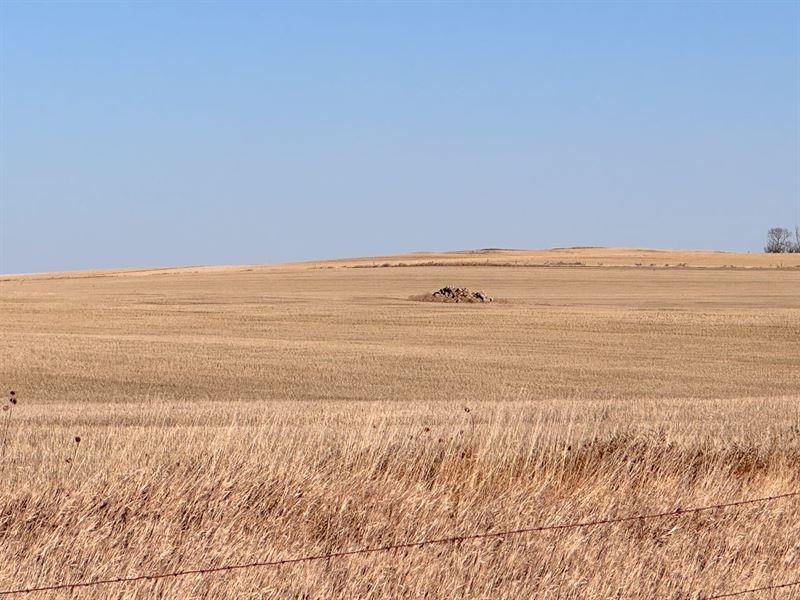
1, 1, 798, 273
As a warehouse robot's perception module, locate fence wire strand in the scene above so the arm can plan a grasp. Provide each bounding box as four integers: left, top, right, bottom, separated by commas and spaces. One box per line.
700, 579, 800, 599
0, 490, 797, 597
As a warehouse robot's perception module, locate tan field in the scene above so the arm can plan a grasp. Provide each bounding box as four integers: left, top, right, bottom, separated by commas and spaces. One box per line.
1, 247, 799, 599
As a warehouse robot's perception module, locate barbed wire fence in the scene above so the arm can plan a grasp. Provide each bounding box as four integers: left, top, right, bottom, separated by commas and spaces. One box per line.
701, 579, 800, 599
0, 491, 797, 597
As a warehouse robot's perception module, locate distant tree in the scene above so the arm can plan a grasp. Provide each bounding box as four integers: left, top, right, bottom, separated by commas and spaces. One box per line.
765, 227, 792, 253
791, 226, 800, 253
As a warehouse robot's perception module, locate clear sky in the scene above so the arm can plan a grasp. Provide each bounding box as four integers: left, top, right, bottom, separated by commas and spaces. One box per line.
1, 1, 798, 273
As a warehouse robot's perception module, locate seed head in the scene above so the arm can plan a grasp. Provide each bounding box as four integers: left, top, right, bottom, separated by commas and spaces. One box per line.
9, 391, 15, 396
74, 436, 81, 444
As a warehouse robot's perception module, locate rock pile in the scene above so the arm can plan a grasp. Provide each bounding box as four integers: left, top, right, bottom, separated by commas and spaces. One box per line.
431, 286, 493, 303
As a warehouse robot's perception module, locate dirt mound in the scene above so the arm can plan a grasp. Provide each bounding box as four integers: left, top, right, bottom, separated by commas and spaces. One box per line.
414, 286, 493, 303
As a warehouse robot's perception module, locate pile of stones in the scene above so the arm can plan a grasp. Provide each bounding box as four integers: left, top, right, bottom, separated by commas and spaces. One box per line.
431, 286, 493, 303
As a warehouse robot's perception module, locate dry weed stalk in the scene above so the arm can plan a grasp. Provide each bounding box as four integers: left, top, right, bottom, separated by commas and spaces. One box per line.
0, 391, 18, 469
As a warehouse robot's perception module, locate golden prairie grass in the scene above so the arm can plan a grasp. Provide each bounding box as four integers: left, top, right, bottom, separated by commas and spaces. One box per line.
1, 248, 799, 599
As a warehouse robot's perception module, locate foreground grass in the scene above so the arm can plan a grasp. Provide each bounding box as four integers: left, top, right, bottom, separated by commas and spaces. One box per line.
1, 398, 799, 599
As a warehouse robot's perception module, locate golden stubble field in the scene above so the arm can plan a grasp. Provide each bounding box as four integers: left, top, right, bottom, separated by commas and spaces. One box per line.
1, 248, 799, 599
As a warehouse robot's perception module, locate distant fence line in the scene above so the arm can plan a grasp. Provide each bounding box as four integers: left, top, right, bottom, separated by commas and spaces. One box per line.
0, 491, 797, 597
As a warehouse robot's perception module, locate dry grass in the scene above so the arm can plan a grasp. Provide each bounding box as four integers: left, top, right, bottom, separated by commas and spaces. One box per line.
1, 248, 799, 599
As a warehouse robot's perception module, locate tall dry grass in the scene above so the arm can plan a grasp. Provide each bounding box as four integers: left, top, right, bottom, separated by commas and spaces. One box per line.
1, 397, 799, 599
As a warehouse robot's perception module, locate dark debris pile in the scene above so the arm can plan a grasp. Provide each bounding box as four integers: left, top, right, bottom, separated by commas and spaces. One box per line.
430, 286, 493, 303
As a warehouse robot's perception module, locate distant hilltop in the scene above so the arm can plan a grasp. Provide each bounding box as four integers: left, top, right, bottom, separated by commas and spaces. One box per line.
3, 247, 800, 280
311, 247, 800, 272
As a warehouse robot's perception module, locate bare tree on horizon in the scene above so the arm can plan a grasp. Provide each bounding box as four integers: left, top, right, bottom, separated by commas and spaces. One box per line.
764, 227, 793, 253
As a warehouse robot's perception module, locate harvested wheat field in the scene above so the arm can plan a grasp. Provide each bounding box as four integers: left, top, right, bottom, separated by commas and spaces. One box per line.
1, 247, 800, 599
